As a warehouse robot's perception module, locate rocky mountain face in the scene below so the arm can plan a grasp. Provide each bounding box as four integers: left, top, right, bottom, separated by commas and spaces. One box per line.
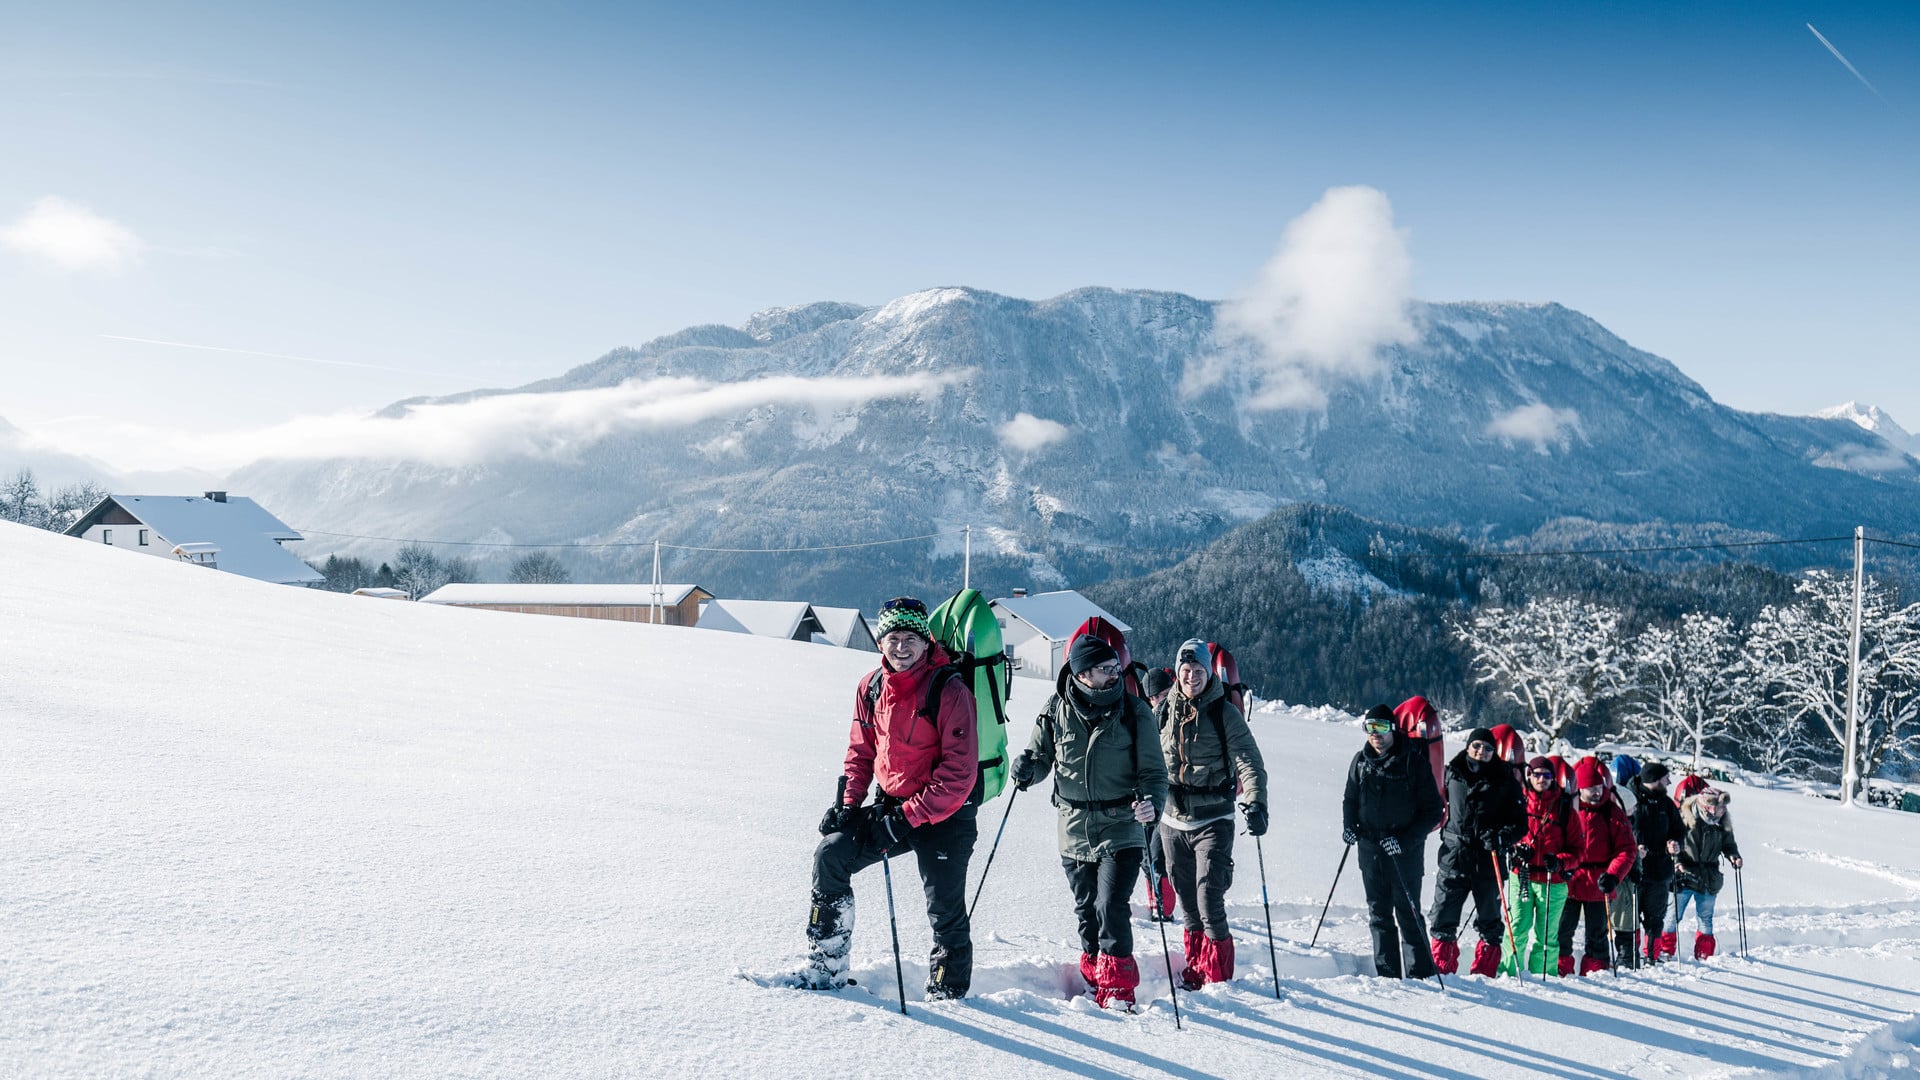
1817, 402, 1920, 460
233, 287, 1920, 606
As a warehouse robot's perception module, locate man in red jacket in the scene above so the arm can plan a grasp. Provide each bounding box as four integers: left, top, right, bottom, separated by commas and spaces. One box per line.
1556, 756, 1637, 975
793, 597, 980, 999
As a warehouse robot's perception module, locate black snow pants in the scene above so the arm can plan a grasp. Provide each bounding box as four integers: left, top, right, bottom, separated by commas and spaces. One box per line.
1063, 848, 1146, 958
1160, 818, 1235, 939
812, 801, 978, 992
1428, 841, 1504, 944
1557, 897, 1609, 962
1358, 840, 1435, 978
1639, 873, 1672, 955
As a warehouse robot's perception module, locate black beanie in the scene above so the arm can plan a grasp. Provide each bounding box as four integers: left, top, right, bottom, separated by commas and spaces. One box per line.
1639, 761, 1670, 785
1467, 727, 1497, 747
1067, 635, 1119, 675
1363, 704, 1396, 723
1145, 667, 1174, 698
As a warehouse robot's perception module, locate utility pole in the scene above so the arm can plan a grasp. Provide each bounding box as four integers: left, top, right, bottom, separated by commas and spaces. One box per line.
652, 539, 663, 626
1842, 526, 1864, 807
963, 524, 972, 591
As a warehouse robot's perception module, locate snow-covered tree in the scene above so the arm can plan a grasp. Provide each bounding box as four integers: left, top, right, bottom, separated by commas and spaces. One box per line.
46, 481, 108, 533
1741, 570, 1920, 795
1620, 612, 1748, 766
1454, 596, 1629, 744
391, 545, 473, 599
509, 551, 571, 584
0, 469, 48, 528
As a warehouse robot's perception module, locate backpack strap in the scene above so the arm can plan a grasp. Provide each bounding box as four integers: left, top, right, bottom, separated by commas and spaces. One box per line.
1207, 696, 1232, 775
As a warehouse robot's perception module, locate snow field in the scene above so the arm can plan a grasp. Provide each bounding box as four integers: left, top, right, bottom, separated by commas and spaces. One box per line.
4, 520, 1920, 1078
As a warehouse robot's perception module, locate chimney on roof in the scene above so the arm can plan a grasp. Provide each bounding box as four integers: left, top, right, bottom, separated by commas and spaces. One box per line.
1012, 587, 1028, 598
204, 491, 228, 503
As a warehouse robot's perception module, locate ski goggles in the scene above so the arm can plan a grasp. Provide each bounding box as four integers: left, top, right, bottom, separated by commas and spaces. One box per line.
1362, 719, 1393, 736
1527, 768, 1556, 779
1084, 661, 1124, 678
1466, 740, 1496, 755
880, 596, 928, 617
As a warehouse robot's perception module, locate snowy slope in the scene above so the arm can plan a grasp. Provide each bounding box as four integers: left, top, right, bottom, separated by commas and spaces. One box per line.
1818, 402, 1920, 461
4, 521, 1920, 1078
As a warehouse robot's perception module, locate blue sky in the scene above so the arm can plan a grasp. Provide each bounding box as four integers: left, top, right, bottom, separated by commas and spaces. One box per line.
2, 1, 1915, 467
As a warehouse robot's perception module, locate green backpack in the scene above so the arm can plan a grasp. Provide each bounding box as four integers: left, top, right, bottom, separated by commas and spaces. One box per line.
928, 588, 1014, 802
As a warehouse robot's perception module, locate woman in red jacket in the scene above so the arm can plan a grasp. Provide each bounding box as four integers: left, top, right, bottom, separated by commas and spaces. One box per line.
1557, 756, 1638, 975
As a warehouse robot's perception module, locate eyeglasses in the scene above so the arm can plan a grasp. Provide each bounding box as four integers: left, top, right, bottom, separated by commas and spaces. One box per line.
880, 597, 927, 616
1467, 740, 1495, 754
1087, 662, 1124, 677
1363, 721, 1393, 735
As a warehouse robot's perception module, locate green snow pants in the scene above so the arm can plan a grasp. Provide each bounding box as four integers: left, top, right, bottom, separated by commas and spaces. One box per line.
1500, 876, 1567, 976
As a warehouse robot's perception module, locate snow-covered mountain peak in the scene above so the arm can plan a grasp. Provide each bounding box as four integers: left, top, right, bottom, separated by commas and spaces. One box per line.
1817, 402, 1919, 457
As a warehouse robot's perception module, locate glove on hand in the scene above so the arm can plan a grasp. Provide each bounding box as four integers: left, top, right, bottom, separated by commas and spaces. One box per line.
1380, 834, 1403, 856
1342, 827, 1359, 847
866, 805, 911, 848
1628, 867, 1643, 887
818, 801, 853, 836
1133, 798, 1157, 825
1511, 842, 1536, 866
1597, 872, 1620, 895
1009, 752, 1037, 792
1242, 802, 1268, 837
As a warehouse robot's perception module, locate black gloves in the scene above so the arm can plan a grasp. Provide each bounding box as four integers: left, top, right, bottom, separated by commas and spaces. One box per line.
866, 805, 912, 847
1242, 803, 1268, 837
1380, 834, 1403, 856
1511, 842, 1535, 867
1597, 872, 1620, 895
1010, 751, 1037, 792
1628, 866, 1643, 887
1342, 827, 1359, 846
818, 801, 852, 836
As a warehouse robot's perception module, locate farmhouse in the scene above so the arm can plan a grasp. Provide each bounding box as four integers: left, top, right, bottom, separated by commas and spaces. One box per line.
64, 492, 323, 586
696, 599, 829, 643
418, 582, 712, 624
991, 589, 1130, 682
812, 606, 877, 651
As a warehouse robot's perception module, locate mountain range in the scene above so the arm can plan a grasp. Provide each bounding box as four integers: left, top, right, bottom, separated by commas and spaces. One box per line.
196, 286, 1920, 604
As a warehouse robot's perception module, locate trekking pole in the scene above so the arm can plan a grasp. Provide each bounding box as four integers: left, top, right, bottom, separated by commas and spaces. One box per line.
1253, 833, 1282, 999
1735, 863, 1748, 959
1138, 821, 1183, 1030
1384, 846, 1445, 991
879, 848, 909, 1016
1309, 843, 1353, 949
1493, 851, 1524, 982
967, 786, 1019, 920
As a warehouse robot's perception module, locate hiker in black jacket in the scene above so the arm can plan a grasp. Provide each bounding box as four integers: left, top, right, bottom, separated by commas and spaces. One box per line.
1426, 727, 1525, 976
1628, 762, 1686, 964
1342, 704, 1444, 978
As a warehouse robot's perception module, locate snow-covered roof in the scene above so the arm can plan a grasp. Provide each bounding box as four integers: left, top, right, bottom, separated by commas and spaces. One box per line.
352, 587, 410, 600
697, 599, 827, 642
419, 583, 706, 606
812, 606, 876, 650
72, 494, 321, 585
990, 590, 1128, 642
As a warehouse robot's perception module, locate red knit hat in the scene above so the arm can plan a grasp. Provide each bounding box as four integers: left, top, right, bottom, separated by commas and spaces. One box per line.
1573, 757, 1606, 790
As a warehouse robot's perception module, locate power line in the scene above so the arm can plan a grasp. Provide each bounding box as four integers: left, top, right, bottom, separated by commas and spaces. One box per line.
1865, 536, 1920, 553
294, 527, 962, 554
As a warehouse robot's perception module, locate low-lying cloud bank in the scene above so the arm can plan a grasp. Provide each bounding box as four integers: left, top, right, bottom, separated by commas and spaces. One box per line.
28, 371, 969, 472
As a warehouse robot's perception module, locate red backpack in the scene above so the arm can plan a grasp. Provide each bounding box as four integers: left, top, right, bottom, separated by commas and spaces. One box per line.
1395, 696, 1448, 832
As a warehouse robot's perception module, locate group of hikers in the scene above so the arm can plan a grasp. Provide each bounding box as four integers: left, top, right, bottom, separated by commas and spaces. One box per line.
789, 596, 1745, 1011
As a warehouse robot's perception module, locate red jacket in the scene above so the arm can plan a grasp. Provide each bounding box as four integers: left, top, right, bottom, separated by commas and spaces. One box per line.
1564, 794, 1637, 902
842, 644, 978, 828
1518, 783, 1576, 884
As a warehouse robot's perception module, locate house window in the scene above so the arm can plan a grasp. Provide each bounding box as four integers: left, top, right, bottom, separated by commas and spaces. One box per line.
139, 529, 150, 546
103, 528, 113, 545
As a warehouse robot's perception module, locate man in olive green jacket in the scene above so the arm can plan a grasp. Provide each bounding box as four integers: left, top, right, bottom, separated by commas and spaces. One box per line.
1156, 638, 1268, 988
1011, 635, 1168, 1010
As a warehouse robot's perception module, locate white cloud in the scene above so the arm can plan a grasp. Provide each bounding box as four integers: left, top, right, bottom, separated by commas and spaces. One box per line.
1487, 403, 1581, 450
1204, 185, 1416, 409
29, 370, 969, 472
1, 196, 144, 272
996, 412, 1071, 452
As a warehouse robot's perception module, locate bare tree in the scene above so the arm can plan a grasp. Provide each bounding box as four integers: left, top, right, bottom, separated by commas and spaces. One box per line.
1454, 596, 1630, 746
509, 551, 571, 584
46, 481, 109, 533
1741, 570, 1920, 789
391, 544, 449, 600
1621, 612, 1748, 766
0, 468, 48, 528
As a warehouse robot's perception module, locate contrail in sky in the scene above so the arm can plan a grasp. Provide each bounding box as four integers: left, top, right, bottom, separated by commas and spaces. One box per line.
99, 334, 454, 376
1807, 23, 1888, 104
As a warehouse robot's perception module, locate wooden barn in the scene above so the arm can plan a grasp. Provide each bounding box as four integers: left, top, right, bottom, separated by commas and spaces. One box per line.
418, 583, 713, 625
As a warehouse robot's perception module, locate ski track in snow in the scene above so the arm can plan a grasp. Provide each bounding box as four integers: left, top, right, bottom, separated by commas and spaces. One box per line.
4, 519, 1920, 1078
